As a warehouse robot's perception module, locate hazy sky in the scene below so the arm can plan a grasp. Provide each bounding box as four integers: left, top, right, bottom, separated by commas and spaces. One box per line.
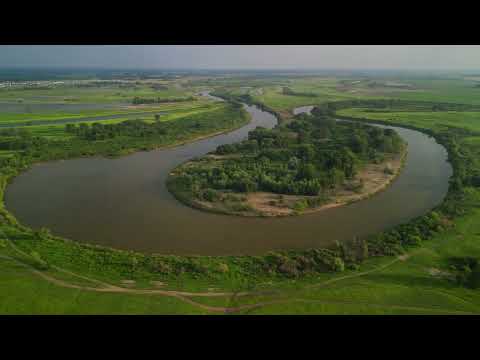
0, 45, 479, 70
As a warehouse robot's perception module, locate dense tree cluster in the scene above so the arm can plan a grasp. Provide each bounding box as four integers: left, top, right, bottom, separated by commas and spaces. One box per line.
0, 128, 48, 151
131, 96, 195, 105
281, 87, 317, 97
150, 84, 169, 91
63, 103, 246, 142
312, 99, 480, 114
171, 111, 405, 200
65, 120, 170, 140
0, 103, 249, 182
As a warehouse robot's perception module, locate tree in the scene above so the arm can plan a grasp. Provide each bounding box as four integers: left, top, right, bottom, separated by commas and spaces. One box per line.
296, 163, 316, 181
297, 144, 315, 161
65, 124, 76, 133
35, 227, 51, 240
340, 148, 358, 179
350, 133, 368, 154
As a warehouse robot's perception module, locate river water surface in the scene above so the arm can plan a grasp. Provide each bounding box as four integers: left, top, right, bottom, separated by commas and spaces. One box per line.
4, 96, 452, 255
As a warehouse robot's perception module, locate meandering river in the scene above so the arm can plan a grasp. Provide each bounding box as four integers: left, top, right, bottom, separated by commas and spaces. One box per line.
4, 95, 452, 255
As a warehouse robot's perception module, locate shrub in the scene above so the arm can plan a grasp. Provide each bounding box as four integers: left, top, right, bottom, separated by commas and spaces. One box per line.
347, 263, 360, 271
292, 199, 308, 212
218, 263, 229, 273
201, 189, 220, 202
35, 227, 51, 240
405, 235, 422, 246
384, 165, 395, 175
228, 202, 252, 212
278, 260, 300, 277
332, 257, 345, 272
151, 259, 172, 274
29, 251, 49, 270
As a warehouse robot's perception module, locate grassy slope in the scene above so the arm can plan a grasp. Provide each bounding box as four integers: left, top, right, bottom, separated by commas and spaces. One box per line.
249, 202, 480, 314
0, 253, 207, 315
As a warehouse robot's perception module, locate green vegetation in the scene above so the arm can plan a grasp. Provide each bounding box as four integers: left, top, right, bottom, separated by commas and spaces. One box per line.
282, 86, 318, 97
132, 96, 196, 105
167, 110, 405, 216
2, 74, 480, 314
0, 81, 193, 105
0, 103, 248, 164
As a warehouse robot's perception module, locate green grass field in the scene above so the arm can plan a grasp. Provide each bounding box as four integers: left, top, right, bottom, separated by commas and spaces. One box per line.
337, 109, 480, 133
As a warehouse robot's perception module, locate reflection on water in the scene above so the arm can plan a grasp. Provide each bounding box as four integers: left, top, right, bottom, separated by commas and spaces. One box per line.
4, 100, 452, 255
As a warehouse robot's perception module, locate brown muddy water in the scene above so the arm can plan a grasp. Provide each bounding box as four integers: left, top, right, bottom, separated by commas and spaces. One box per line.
4, 98, 452, 255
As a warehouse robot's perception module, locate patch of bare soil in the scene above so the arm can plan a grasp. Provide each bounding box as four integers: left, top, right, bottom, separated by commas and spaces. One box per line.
398, 254, 410, 261
121, 280, 136, 287
246, 193, 294, 216
279, 110, 294, 120
151, 281, 166, 288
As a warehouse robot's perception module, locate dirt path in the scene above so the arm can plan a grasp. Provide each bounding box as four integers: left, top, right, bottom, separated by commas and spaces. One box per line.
3, 253, 473, 315
308, 254, 409, 289
2, 232, 475, 314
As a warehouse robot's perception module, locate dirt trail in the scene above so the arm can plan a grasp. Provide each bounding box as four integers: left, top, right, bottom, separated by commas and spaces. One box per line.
0, 253, 270, 313
2, 232, 476, 314
3, 253, 474, 315
308, 254, 409, 289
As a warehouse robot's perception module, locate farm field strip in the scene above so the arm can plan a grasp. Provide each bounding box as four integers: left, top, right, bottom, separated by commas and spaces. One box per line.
0, 100, 213, 125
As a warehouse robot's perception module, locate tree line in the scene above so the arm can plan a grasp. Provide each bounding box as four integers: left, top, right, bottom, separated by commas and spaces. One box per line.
132, 96, 195, 105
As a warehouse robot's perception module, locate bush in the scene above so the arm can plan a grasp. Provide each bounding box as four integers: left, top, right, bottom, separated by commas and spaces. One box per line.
278, 259, 300, 277
29, 251, 49, 270
151, 259, 172, 274
384, 165, 395, 175
218, 263, 229, 273
35, 227, 51, 240
347, 263, 360, 271
332, 257, 345, 272
228, 202, 252, 212
201, 189, 220, 202
292, 199, 308, 212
